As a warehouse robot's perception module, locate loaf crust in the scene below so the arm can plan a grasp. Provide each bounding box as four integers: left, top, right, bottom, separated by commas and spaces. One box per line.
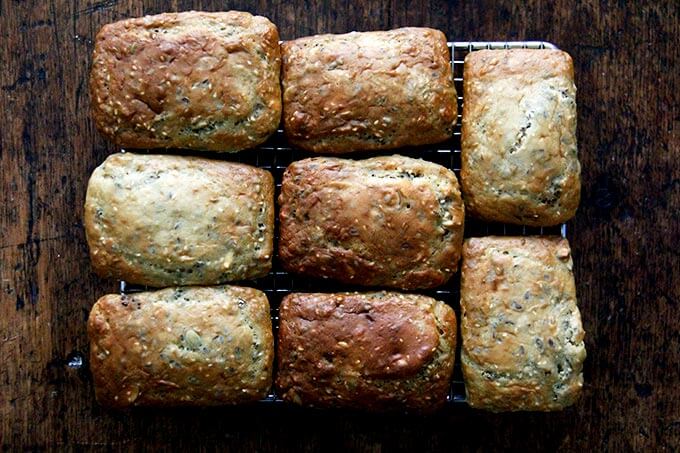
276, 292, 457, 412
461, 49, 580, 226
278, 155, 465, 289
88, 286, 274, 408
90, 11, 281, 152
84, 153, 274, 286
460, 236, 586, 412
281, 28, 457, 153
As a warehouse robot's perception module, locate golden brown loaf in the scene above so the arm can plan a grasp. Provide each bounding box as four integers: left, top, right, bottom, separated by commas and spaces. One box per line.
88, 286, 274, 408
90, 11, 281, 152
461, 49, 580, 226
281, 28, 457, 153
278, 155, 465, 289
276, 292, 457, 412
460, 236, 586, 412
84, 152, 274, 286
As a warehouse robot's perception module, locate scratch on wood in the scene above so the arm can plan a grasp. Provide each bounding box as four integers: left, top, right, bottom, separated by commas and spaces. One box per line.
28, 281, 38, 307
1, 60, 47, 92
0, 235, 71, 251
76, 0, 120, 18
19, 19, 53, 32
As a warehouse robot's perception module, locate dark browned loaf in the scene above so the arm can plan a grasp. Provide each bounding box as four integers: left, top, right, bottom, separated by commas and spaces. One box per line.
278, 155, 465, 290
276, 292, 457, 412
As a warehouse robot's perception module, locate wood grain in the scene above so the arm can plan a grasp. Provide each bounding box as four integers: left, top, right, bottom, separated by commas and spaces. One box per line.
1, 0, 678, 450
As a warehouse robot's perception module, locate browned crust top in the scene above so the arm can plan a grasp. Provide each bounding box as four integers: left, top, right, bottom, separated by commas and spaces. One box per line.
278, 155, 465, 289
90, 11, 281, 152
88, 285, 274, 408
276, 292, 457, 412
281, 28, 457, 153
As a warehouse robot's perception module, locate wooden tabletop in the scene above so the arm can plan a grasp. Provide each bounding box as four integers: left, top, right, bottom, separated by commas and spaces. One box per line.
1, 1, 678, 450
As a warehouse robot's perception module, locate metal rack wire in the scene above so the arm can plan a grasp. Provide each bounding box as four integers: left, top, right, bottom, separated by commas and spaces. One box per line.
120, 40, 565, 409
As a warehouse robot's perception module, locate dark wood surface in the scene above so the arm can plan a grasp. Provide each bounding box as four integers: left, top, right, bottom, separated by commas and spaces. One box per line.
1, 0, 678, 450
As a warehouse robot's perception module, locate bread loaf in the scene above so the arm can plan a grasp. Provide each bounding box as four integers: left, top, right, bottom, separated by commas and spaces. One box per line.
281, 28, 457, 153
461, 49, 580, 226
90, 11, 281, 152
278, 155, 465, 289
460, 236, 586, 411
276, 291, 457, 412
84, 152, 274, 286
88, 285, 274, 408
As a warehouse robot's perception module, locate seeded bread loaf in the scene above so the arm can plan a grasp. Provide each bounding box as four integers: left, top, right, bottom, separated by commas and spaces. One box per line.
461, 49, 580, 226
88, 285, 274, 408
84, 152, 274, 286
90, 11, 281, 152
460, 236, 586, 412
278, 155, 465, 289
276, 292, 457, 412
281, 28, 457, 153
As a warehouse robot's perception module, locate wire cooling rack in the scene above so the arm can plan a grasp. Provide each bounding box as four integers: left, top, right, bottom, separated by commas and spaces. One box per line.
119, 40, 565, 410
